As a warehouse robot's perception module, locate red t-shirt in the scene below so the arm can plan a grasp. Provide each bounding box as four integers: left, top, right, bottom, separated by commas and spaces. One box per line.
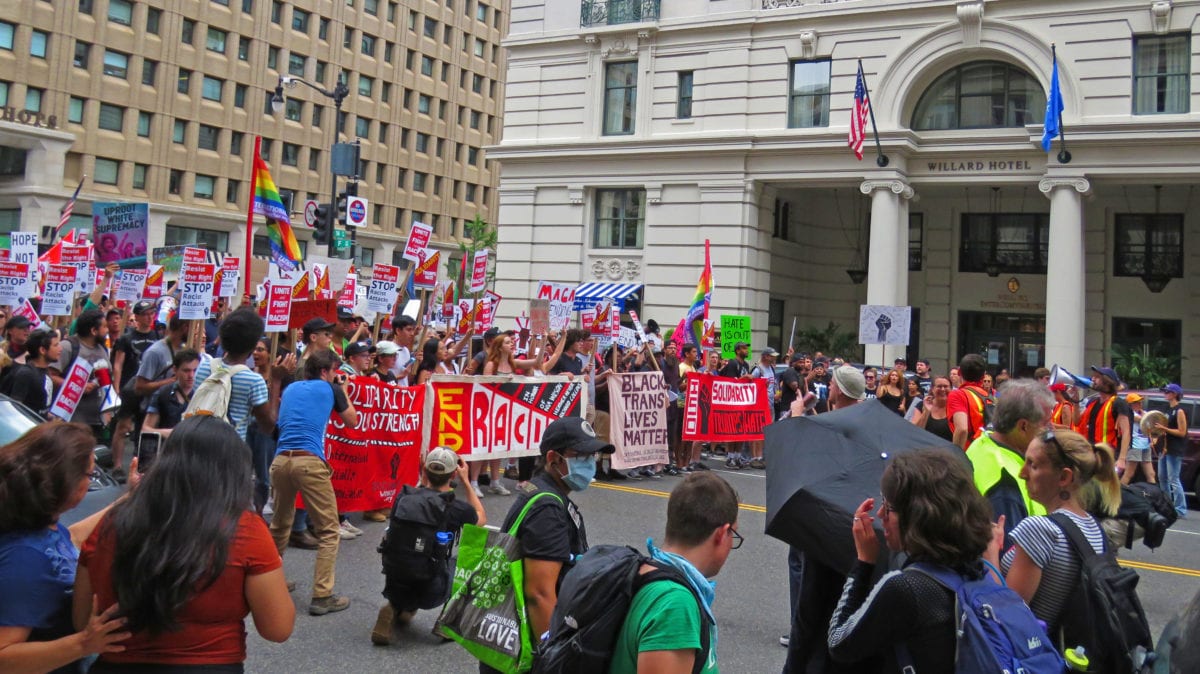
946, 384, 987, 441
80, 510, 282, 666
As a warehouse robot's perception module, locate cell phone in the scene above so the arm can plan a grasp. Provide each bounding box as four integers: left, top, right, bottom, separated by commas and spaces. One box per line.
137, 432, 162, 473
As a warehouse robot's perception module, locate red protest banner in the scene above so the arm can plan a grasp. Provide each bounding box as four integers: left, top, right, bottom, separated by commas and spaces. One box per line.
430, 375, 585, 459
682, 372, 773, 442
0, 261, 30, 306
402, 222, 433, 263
183, 247, 208, 265
49, 359, 94, 421
413, 250, 439, 289
316, 378, 425, 511
338, 273, 357, 309
144, 265, 164, 299
469, 249, 488, 293
265, 284, 292, 332
288, 298, 337, 330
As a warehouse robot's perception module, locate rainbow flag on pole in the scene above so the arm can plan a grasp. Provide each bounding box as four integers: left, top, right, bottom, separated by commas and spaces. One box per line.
673, 239, 713, 350
252, 143, 302, 268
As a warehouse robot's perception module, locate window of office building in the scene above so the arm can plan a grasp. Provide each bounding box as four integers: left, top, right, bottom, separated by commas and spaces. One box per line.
201, 76, 223, 101
309, 150, 320, 171
418, 94, 431, 114
178, 68, 191, 94
293, 8, 310, 32
413, 172, 427, 192
271, 1, 282, 23
142, 59, 157, 85
959, 212, 1050, 274
285, 98, 301, 121
318, 17, 329, 40
361, 33, 376, 56
168, 169, 182, 195
94, 158, 119, 185
25, 87, 42, 112
97, 103, 124, 131
603, 62, 637, 135
1133, 34, 1190, 114
230, 131, 243, 155
206, 27, 227, 53
68, 97, 84, 124
225, 179, 239, 203
421, 55, 434, 76
913, 61, 1045, 130
107, 0, 132, 25
282, 143, 300, 166
74, 40, 90, 68
172, 120, 186, 143
1114, 213, 1184, 278
197, 124, 219, 150
355, 116, 370, 138
677, 71, 693, 119
146, 7, 161, 33
788, 60, 830, 128
165, 224, 228, 250
181, 18, 195, 44
194, 175, 216, 199
103, 50, 129, 78
289, 53, 306, 77
132, 163, 147, 189
909, 213, 924, 271
137, 111, 151, 136
593, 188, 645, 249
424, 16, 437, 38
365, 0, 378, 15
0, 22, 11, 51
358, 74, 373, 96
234, 83, 247, 108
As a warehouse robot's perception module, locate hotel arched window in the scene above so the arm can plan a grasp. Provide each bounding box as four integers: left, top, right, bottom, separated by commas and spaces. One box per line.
912, 61, 1045, 130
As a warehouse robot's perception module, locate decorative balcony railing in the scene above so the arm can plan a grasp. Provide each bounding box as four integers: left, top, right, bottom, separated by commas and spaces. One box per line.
581, 0, 660, 27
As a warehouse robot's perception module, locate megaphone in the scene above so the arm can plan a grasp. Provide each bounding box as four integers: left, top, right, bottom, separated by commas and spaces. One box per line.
92, 359, 123, 415
1049, 364, 1091, 390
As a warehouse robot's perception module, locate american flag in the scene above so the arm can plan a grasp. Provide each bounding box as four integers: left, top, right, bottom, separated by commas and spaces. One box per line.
849, 65, 870, 160
54, 180, 84, 241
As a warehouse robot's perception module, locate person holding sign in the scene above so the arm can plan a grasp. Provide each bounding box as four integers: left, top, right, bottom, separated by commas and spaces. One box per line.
0, 328, 60, 418
51, 310, 110, 442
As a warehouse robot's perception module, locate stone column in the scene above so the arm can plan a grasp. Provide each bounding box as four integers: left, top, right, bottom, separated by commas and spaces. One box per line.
860, 179, 914, 366
1038, 175, 1091, 373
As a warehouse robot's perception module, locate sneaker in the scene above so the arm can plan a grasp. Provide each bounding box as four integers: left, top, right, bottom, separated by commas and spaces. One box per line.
607, 469, 628, 481
339, 522, 362, 539
309, 594, 351, 616
472, 483, 485, 498
626, 470, 644, 480
664, 465, 681, 476
690, 462, 710, 471
640, 468, 662, 480
289, 530, 320, 550
371, 605, 394, 645
749, 459, 767, 470
780, 635, 790, 648
680, 464, 694, 473
488, 483, 511, 496
342, 520, 364, 536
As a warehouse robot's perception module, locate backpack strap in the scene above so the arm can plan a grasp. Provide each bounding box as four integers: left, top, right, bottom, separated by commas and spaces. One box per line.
895, 562, 969, 674
637, 562, 712, 674
1048, 512, 1107, 559
506, 490, 564, 537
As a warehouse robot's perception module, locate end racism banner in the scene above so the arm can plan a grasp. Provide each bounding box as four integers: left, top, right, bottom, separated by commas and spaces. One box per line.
682, 372, 772, 442
608, 372, 670, 470
315, 378, 428, 512
430, 375, 586, 459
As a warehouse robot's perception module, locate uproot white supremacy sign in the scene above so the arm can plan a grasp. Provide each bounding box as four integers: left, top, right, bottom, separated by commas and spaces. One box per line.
607, 371, 670, 470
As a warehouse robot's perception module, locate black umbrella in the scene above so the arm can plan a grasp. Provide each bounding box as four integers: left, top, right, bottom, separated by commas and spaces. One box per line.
764, 400, 967, 574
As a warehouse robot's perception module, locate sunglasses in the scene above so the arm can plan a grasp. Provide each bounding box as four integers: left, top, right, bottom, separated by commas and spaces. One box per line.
729, 526, 744, 550
1040, 429, 1078, 474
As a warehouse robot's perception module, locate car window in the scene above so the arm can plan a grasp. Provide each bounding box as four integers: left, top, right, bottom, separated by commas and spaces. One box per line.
0, 400, 40, 445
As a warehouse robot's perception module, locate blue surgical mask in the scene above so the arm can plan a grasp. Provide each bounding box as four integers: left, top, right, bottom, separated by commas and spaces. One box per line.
560, 455, 596, 491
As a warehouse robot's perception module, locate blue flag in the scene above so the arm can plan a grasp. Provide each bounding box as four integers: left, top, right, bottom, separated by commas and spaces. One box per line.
1042, 50, 1063, 151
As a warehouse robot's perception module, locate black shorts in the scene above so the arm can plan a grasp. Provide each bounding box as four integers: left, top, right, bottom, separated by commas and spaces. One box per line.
116, 391, 145, 421
383, 567, 451, 613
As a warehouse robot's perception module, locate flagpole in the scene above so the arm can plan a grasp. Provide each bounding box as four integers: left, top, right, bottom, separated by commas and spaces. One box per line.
243, 136, 262, 303
858, 60, 889, 167
1052, 45, 1072, 164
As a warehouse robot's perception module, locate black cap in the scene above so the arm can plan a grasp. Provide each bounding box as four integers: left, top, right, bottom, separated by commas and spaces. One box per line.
337, 306, 355, 320
344, 341, 372, 358
4, 315, 31, 331
133, 300, 156, 315
484, 327, 501, 339
302, 317, 335, 337
540, 417, 614, 456
734, 341, 750, 349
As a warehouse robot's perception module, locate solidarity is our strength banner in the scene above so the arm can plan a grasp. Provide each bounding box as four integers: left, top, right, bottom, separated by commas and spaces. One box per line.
682, 373, 773, 442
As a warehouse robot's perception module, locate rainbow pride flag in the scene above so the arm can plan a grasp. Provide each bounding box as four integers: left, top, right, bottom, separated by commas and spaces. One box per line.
673, 239, 713, 350
252, 147, 301, 268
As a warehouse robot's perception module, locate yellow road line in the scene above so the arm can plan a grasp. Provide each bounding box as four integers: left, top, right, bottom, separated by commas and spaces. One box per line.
593, 481, 768, 513
594, 485, 1200, 578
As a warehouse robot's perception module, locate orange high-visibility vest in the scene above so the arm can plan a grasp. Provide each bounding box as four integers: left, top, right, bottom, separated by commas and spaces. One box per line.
1076, 396, 1119, 446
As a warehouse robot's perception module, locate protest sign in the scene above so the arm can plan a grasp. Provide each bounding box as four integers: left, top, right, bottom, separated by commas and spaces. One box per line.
476, 290, 501, 333
144, 265, 164, 299
265, 283, 293, 332
49, 359, 94, 421
413, 250, 439, 289
402, 222, 433, 263
92, 202, 149, 268
429, 375, 585, 459
218, 257, 240, 297
311, 263, 330, 298
115, 270, 147, 303
628, 310, 647, 344
338, 273, 357, 309
858, 305, 912, 345
178, 263, 216, 320
10, 231, 38, 299
617, 326, 639, 349
439, 281, 456, 323
720, 314, 752, 359
0, 261, 29, 306
151, 245, 189, 276
40, 265, 77, 315
588, 299, 618, 339
536, 282, 575, 332
529, 299, 550, 335
366, 264, 400, 314
61, 244, 91, 294
469, 250, 488, 293
702, 319, 717, 348
682, 373, 772, 443
608, 372, 671, 470
182, 247, 208, 266
13, 299, 44, 330
317, 378, 426, 512
288, 298, 337, 330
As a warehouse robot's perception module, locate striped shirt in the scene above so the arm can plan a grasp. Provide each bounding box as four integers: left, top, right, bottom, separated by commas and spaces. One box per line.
1001, 509, 1105, 632
193, 358, 269, 441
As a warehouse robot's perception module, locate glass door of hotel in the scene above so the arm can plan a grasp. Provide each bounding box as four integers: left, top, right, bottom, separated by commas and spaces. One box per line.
958, 312, 1046, 378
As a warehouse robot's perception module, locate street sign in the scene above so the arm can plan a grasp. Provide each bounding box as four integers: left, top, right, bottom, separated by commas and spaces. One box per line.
346, 196, 368, 227
303, 199, 319, 228
333, 229, 349, 240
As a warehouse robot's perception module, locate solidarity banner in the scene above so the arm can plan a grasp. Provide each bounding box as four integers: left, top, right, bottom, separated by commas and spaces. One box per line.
430, 375, 586, 459
92, 202, 149, 269
682, 373, 772, 442
607, 372, 670, 470
319, 378, 427, 512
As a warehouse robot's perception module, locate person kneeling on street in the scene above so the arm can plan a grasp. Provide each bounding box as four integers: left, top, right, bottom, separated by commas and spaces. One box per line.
372, 447, 485, 646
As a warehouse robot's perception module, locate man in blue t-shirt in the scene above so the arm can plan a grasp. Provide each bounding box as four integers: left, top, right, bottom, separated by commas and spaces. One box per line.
268, 348, 358, 617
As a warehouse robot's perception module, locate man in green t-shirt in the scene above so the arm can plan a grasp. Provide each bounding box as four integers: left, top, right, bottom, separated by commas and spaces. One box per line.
609, 472, 740, 674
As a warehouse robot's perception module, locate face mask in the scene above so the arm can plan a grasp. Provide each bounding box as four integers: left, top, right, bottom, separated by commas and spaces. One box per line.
559, 455, 596, 492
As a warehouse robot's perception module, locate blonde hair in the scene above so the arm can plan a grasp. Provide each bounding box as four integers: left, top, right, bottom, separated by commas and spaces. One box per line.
1045, 429, 1121, 517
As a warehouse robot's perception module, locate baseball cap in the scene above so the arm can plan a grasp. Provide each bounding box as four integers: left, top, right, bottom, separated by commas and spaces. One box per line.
483, 327, 501, 339
337, 306, 355, 320
1090, 365, 1122, 385
790, 352, 805, 364
1161, 383, 1183, 396
832, 365, 867, 401
734, 341, 750, 350
302, 317, 335, 337
762, 347, 779, 358
373, 340, 400, 356
344, 341, 372, 358
4, 315, 31, 331
133, 300, 156, 315
1125, 393, 1144, 403
540, 417, 614, 456
424, 447, 459, 475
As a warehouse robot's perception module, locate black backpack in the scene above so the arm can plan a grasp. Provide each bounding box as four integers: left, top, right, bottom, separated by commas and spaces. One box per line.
1110, 482, 1177, 549
1050, 513, 1154, 673
534, 545, 711, 674
378, 485, 456, 582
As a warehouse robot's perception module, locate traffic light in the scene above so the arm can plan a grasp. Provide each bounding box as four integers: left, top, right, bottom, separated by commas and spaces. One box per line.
313, 204, 332, 245
335, 191, 349, 226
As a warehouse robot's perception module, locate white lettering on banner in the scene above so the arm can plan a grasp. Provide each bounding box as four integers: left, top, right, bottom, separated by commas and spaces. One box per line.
536, 281, 574, 332
403, 222, 433, 263
178, 263, 216, 320
366, 265, 400, 314
711, 381, 757, 405
0, 261, 29, 306
41, 265, 77, 316
49, 359, 94, 420
218, 257, 240, 297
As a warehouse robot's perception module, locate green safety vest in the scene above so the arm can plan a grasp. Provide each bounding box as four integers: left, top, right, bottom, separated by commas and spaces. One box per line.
966, 432, 1047, 519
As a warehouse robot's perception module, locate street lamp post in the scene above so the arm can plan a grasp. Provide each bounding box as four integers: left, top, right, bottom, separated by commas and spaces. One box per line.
272, 72, 351, 257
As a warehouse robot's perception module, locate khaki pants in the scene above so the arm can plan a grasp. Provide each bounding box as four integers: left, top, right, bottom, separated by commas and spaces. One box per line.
269, 452, 340, 598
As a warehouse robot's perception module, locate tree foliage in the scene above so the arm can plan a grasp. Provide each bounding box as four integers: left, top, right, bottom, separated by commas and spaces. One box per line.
794, 321, 862, 362
1111, 343, 1182, 390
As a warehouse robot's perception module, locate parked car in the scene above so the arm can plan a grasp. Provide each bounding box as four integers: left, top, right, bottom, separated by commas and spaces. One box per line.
1131, 389, 1200, 499
0, 393, 123, 526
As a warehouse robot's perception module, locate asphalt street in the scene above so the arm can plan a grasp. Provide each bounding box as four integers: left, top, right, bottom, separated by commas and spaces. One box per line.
245, 462, 1200, 673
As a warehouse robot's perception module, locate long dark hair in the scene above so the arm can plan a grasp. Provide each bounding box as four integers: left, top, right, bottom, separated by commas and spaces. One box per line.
0, 421, 94, 533
417, 337, 439, 375
107, 416, 253, 632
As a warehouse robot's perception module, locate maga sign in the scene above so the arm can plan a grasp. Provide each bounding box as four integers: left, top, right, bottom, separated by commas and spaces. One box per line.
682, 373, 772, 442
430, 375, 585, 459
535, 281, 574, 332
